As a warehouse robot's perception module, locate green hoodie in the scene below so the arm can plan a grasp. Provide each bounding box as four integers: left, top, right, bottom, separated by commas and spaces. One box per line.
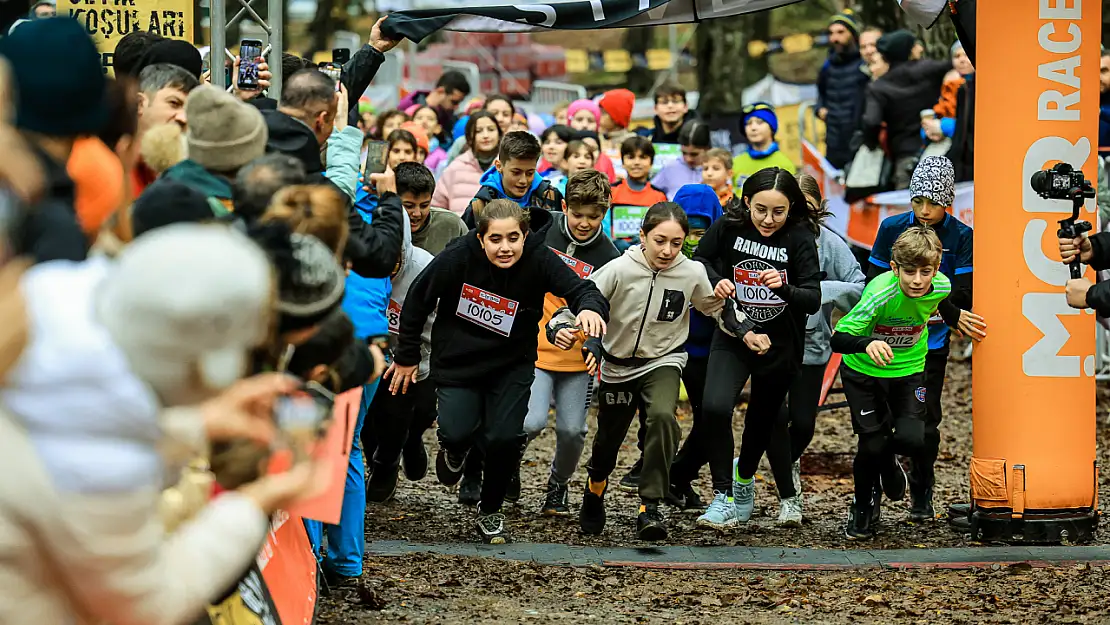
161, 160, 233, 216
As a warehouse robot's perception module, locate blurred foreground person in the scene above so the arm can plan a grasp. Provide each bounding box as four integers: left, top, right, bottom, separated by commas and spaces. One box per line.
0, 224, 324, 624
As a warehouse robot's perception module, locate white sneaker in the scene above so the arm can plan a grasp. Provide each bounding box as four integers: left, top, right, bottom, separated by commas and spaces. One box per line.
777, 495, 802, 527
696, 491, 738, 530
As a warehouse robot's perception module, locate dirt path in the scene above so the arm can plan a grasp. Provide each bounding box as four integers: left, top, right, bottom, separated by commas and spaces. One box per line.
316, 356, 1110, 623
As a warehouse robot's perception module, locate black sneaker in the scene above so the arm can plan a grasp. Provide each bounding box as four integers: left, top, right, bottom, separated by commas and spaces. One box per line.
401, 435, 428, 482
435, 448, 467, 486
457, 472, 481, 506
618, 458, 643, 493
880, 456, 908, 502
580, 481, 607, 535
476, 510, 509, 544
365, 464, 399, 504
505, 464, 522, 504
666, 482, 705, 512
845, 501, 875, 539
636, 504, 668, 541
870, 483, 883, 525
909, 486, 935, 522
541, 481, 571, 516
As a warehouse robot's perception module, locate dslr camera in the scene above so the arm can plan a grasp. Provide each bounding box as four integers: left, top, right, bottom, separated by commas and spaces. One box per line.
1029, 162, 1095, 279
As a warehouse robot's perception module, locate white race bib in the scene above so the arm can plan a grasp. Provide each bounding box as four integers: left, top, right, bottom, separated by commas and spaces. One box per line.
455, 283, 519, 337
387, 299, 402, 335
871, 323, 924, 348
733, 261, 788, 323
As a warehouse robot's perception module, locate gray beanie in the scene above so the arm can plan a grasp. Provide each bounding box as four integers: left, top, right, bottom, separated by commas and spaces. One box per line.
185, 85, 268, 173
277, 233, 346, 334
909, 155, 956, 207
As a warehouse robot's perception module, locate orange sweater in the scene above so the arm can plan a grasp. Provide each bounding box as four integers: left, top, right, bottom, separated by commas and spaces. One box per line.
535, 293, 587, 372
933, 76, 965, 119
611, 178, 667, 207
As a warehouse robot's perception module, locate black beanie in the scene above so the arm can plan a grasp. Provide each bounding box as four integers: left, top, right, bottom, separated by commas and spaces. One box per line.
876, 30, 916, 65
135, 39, 204, 80
277, 233, 346, 334
132, 180, 218, 238
829, 10, 861, 40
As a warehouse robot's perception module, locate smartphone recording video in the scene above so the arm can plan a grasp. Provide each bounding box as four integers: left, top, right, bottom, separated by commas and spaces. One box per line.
363, 140, 388, 176
332, 48, 351, 65
318, 62, 342, 92
274, 391, 331, 461
238, 39, 263, 90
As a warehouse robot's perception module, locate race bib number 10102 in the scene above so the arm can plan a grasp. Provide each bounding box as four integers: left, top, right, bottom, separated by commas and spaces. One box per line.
456, 284, 519, 337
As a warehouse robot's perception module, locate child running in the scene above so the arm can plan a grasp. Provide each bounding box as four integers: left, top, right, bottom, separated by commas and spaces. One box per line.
764, 173, 866, 526
551, 202, 748, 541
391, 199, 609, 544
464, 131, 564, 227
523, 170, 619, 516
692, 167, 822, 531
831, 226, 951, 539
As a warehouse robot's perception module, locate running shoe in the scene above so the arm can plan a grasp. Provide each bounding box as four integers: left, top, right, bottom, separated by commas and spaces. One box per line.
776, 495, 802, 527
845, 501, 875, 540
880, 456, 908, 502
435, 448, 467, 486
636, 503, 668, 541
476, 510, 508, 544
401, 435, 428, 481
618, 458, 643, 493
457, 472, 481, 506
731, 459, 755, 523
696, 491, 738, 530
541, 481, 571, 517
505, 464, 521, 504
909, 486, 936, 522
365, 464, 398, 504
580, 480, 607, 535
667, 481, 705, 512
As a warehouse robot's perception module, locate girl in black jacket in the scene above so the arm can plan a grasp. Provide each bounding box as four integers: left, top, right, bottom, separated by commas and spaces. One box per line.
692, 167, 821, 532
390, 199, 609, 544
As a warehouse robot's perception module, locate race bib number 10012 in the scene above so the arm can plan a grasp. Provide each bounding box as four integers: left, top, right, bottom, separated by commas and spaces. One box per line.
456, 284, 519, 337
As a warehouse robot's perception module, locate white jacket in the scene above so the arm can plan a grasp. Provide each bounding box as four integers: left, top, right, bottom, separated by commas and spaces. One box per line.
391, 213, 436, 381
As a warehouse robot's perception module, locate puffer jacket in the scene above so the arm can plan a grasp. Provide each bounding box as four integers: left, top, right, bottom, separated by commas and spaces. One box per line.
816, 48, 869, 170
861, 59, 953, 161
432, 149, 485, 215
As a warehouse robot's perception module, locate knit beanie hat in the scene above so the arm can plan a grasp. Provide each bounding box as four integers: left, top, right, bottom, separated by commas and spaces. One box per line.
744, 103, 779, 135
277, 233, 346, 334
599, 89, 635, 129
829, 9, 861, 40
132, 180, 217, 238
909, 155, 956, 207
876, 30, 916, 65
185, 85, 268, 174
135, 39, 204, 80
567, 99, 602, 126
0, 17, 106, 137
96, 223, 274, 397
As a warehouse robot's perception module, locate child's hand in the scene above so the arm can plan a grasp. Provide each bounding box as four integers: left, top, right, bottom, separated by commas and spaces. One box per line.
955, 309, 987, 342
866, 340, 895, 367
714, 279, 736, 299
553, 328, 578, 350
584, 351, 598, 376
742, 331, 771, 355
758, 269, 784, 289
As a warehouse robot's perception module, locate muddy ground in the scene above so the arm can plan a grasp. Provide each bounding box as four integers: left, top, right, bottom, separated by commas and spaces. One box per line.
317, 355, 1110, 623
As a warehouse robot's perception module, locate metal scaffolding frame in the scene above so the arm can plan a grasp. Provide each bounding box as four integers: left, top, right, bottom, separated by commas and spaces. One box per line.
210, 0, 283, 97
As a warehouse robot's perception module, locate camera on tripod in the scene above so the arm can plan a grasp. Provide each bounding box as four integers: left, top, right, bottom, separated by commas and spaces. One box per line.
1029, 162, 1095, 279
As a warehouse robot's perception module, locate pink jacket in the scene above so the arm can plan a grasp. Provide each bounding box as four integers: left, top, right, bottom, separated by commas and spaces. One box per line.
432, 150, 487, 216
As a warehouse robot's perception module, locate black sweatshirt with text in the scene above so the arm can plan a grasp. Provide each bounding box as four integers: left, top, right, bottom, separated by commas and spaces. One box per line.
394, 221, 610, 386
694, 218, 821, 370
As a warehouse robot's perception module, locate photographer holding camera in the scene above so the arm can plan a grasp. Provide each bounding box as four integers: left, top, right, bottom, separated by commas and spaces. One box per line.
1044, 163, 1106, 312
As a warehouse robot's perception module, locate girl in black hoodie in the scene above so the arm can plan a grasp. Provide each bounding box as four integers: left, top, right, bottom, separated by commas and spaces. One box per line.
692, 167, 821, 531
391, 199, 609, 544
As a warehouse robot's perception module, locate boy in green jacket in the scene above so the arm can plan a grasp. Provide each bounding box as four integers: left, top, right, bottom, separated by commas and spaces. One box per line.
830, 226, 951, 540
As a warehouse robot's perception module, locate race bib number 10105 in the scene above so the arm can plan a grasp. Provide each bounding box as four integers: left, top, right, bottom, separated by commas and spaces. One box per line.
456, 283, 519, 337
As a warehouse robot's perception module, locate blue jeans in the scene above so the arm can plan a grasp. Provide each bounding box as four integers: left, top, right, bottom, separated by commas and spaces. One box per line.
304, 380, 376, 577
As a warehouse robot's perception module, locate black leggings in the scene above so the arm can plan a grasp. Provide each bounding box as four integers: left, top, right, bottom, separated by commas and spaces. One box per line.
670, 355, 709, 487
702, 334, 794, 494
765, 363, 827, 499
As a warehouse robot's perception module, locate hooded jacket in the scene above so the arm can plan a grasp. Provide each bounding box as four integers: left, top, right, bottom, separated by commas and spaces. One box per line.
535, 211, 620, 372
805, 225, 866, 365
412, 207, 469, 256
861, 59, 954, 161
389, 212, 436, 381
433, 150, 489, 215
21, 143, 88, 264
816, 47, 869, 169
262, 109, 324, 175
673, 184, 724, 359
393, 217, 609, 386
551, 245, 726, 384
0, 258, 268, 625
462, 167, 564, 227
343, 191, 394, 341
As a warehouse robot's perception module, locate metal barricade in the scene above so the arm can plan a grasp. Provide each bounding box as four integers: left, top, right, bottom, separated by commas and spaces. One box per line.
210, 0, 283, 96
530, 81, 587, 114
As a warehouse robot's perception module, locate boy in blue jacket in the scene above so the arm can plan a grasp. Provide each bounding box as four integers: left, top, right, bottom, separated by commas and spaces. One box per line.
462, 131, 564, 230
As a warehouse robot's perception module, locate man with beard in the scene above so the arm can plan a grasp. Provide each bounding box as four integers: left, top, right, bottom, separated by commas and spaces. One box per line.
816, 10, 870, 170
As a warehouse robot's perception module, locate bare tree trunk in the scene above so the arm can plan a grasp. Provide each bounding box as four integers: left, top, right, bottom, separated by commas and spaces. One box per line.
308, 0, 347, 58
623, 27, 654, 96
696, 12, 769, 116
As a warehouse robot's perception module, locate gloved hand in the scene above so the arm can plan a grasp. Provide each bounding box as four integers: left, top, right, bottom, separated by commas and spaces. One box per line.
719, 297, 755, 338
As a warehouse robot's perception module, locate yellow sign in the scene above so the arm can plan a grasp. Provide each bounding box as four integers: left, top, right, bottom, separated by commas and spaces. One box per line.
65, 0, 195, 74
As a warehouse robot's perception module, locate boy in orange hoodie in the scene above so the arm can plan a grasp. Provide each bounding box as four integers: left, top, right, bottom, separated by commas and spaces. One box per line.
608, 136, 667, 251
522, 170, 620, 515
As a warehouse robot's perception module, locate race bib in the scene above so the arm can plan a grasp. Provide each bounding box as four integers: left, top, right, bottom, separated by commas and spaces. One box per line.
871, 323, 925, 348
455, 284, 518, 337
927, 312, 944, 326
387, 299, 402, 334
611, 204, 648, 239
733, 261, 788, 323
551, 247, 594, 279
